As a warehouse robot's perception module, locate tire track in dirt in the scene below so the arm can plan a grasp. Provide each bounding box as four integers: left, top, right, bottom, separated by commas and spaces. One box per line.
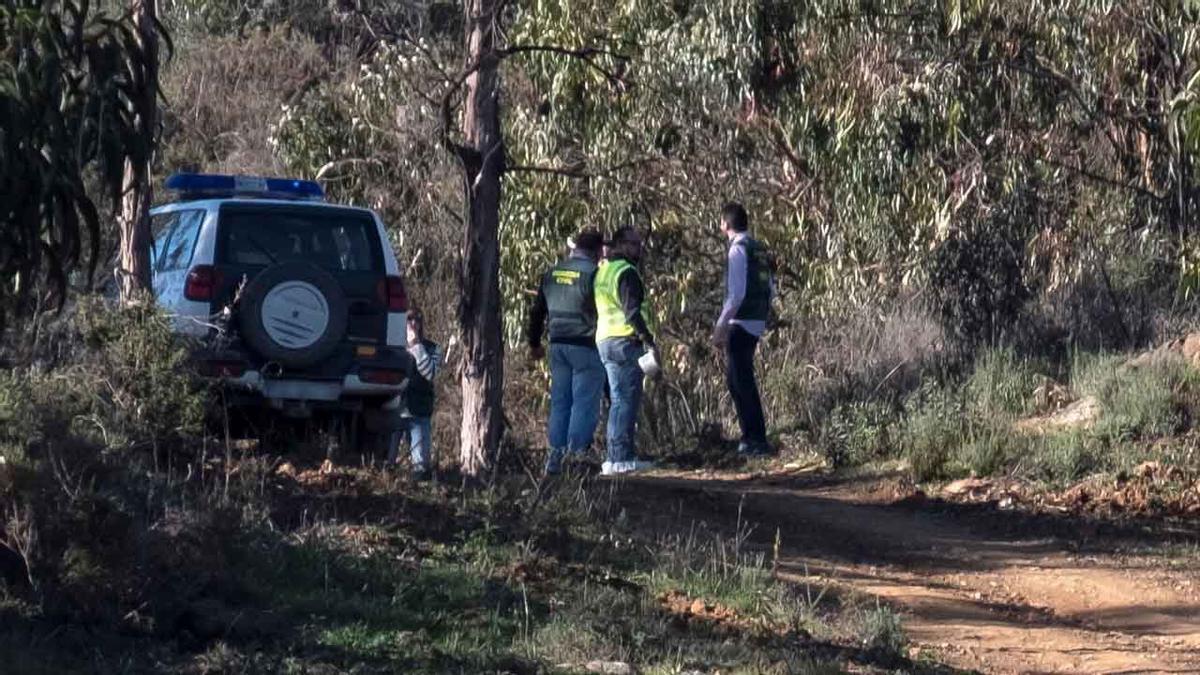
619, 470, 1200, 674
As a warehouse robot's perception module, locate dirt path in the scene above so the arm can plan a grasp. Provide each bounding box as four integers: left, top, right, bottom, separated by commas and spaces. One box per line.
620, 469, 1200, 674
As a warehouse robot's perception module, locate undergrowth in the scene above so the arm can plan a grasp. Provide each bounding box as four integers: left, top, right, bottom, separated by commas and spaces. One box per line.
1, 298, 913, 674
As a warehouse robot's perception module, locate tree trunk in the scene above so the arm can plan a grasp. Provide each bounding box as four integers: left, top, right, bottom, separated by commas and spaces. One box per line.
117, 0, 159, 303
458, 0, 505, 478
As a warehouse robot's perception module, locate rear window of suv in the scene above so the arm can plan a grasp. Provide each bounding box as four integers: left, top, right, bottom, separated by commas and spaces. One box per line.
216, 205, 383, 272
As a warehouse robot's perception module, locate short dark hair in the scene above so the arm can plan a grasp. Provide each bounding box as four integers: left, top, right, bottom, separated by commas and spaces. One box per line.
722, 202, 749, 232
608, 225, 639, 245
574, 228, 603, 253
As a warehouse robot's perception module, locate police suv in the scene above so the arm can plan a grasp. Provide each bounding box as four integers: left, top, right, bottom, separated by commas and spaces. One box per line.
149, 174, 412, 443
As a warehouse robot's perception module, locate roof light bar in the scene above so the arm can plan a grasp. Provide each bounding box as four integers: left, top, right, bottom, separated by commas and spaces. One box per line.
165, 173, 325, 202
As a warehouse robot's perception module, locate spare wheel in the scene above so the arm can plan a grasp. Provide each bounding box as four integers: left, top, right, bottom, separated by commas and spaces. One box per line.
238, 262, 348, 369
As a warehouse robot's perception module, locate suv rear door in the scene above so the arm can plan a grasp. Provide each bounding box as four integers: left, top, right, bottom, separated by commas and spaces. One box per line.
212, 203, 389, 350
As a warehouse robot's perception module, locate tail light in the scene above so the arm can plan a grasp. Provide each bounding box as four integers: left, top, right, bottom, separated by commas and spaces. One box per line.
377, 275, 408, 312
184, 265, 221, 301
360, 368, 406, 385
197, 359, 247, 378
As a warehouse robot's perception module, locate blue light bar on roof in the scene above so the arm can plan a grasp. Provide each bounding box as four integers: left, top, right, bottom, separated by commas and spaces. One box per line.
165, 173, 325, 202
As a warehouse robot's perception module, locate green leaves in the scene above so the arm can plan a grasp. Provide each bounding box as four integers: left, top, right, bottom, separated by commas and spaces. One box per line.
1, 0, 166, 324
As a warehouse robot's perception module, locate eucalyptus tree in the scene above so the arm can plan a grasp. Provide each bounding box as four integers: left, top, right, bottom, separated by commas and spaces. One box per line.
1, 1, 168, 326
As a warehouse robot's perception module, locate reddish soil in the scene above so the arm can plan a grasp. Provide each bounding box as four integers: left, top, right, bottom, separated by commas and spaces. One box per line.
620, 467, 1200, 674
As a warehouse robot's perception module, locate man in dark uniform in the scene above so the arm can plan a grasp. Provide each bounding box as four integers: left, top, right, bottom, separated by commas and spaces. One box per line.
528, 229, 606, 474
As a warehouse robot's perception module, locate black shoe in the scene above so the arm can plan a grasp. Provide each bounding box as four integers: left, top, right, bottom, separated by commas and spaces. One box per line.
412, 467, 432, 482
562, 454, 601, 475
753, 441, 777, 457
737, 440, 775, 457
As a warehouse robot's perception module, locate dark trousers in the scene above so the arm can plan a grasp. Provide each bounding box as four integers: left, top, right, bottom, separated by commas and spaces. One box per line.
726, 325, 767, 444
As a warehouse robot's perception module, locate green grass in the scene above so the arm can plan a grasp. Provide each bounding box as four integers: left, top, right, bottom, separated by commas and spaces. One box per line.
857, 602, 907, 656
966, 346, 1045, 418
856, 346, 1200, 485
1073, 352, 1198, 442
901, 383, 970, 481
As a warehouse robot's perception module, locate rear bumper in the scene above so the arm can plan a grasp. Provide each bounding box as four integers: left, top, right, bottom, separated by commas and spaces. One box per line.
193, 344, 412, 410
221, 371, 404, 400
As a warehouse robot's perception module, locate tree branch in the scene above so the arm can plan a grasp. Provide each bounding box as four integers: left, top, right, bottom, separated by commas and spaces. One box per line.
1037, 156, 1165, 201
500, 44, 629, 88
507, 157, 658, 180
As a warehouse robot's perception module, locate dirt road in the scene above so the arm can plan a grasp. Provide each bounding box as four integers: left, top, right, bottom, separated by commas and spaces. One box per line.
621, 469, 1200, 674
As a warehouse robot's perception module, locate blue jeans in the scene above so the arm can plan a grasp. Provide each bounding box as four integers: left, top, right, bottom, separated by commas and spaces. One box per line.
546, 342, 605, 468
389, 416, 432, 470
598, 337, 645, 463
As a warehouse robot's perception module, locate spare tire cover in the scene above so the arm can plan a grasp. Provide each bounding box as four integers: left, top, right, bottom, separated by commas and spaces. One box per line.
238, 262, 349, 369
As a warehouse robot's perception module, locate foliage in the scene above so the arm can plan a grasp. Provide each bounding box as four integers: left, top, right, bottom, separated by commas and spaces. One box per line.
821, 400, 898, 469
1074, 353, 1200, 442
902, 383, 971, 482
252, 0, 1200, 461
966, 347, 1045, 419
1, 298, 205, 466
857, 602, 907, 658
0, 1, 168, 324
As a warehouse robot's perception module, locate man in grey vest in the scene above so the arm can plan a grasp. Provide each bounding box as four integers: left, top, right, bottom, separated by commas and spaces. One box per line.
711, 203, 774, 456
528, 229, 606, 474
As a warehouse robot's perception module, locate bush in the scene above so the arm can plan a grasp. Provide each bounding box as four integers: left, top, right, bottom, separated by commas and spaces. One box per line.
0, 298, 212, 619
966, 347, 1045, 419
929, 206, 1032, 349
959, 427, 1021, 478
821, 400, 898, 468
1073, 353, 1198, 442
902, 383, 970, 482
1028, 432, 1099, 484
858, 602, 906, 657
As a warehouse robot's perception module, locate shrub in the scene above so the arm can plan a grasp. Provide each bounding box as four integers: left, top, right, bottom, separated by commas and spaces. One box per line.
929, 207, 1032, 349
959, 426, 1023, 478
1028, 432, 1099, 484
902, 383, 970, 482
1073, 353, 1197, 442
820, 400, 898, 468
858, 602, 906, 656
966, 347, 1045, 418
0, 298, 212, 619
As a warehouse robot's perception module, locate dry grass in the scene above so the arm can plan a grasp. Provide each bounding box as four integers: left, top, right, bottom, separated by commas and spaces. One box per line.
160, 30, 329, 177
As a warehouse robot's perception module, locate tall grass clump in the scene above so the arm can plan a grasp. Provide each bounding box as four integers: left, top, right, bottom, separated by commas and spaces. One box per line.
1073, 352, 1199, 442
642, 523, 775, 618
966, 346, 1046, 419
820, 400, 899, 468
901, 383, 971, 482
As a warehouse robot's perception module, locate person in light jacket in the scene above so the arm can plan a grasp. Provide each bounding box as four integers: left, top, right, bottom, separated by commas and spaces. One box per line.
389, 308, 441, 480
711, 203, 774, 456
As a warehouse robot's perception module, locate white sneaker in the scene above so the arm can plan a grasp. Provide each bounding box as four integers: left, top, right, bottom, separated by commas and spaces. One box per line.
601, 459, 656, 475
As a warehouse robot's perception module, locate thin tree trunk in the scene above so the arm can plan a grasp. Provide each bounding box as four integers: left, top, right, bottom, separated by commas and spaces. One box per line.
117, 0, 158, 302
458, 0, 505, 478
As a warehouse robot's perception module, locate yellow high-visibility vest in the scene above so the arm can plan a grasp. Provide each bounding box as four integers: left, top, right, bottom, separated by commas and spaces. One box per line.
594, 259, 649, 341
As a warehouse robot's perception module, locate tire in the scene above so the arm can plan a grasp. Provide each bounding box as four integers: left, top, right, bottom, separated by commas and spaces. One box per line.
238, 262, 349, 369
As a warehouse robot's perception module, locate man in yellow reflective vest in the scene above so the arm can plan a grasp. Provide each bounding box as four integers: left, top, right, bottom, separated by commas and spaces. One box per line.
594, 225, 657, 475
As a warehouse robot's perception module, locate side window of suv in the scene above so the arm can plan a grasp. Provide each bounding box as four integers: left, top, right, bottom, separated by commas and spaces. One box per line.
151, 212, 180, 271
159, 210, 205, 271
